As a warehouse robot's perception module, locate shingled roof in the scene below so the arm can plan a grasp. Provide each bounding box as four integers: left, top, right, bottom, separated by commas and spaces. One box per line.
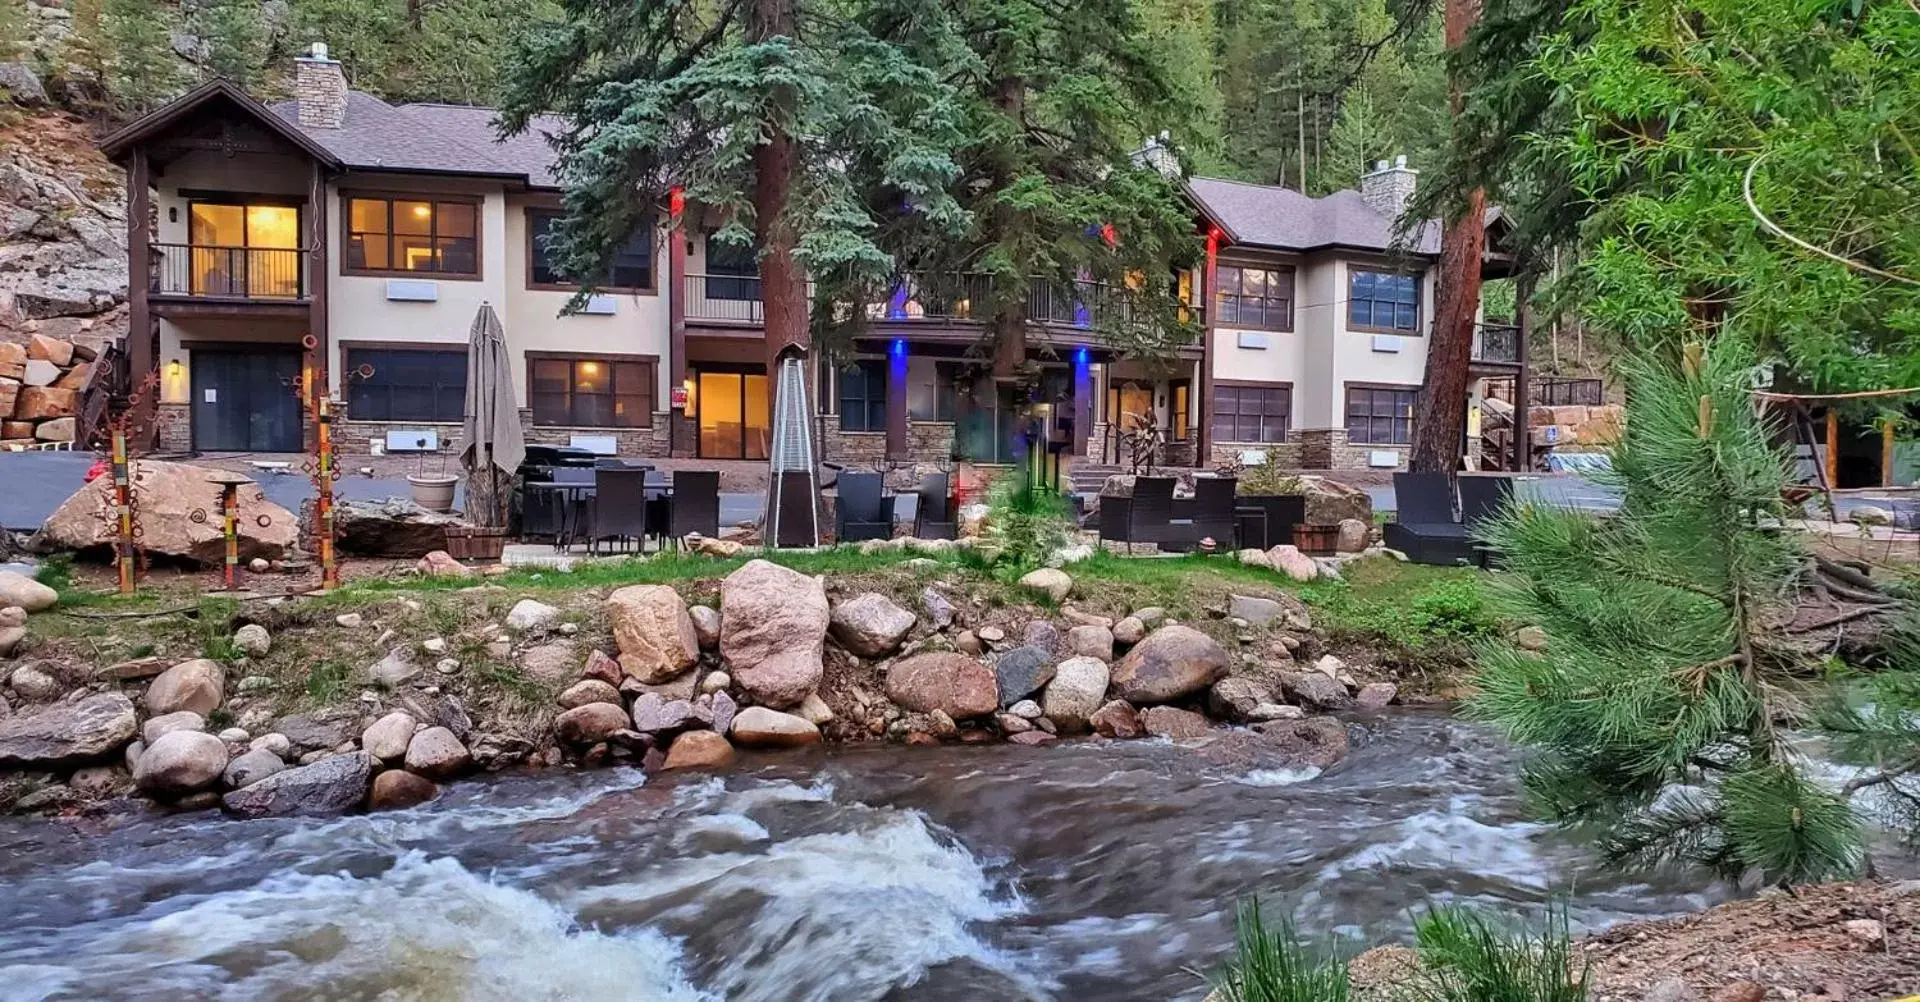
264, 92, 566, 186
1186, 176, 1441, 256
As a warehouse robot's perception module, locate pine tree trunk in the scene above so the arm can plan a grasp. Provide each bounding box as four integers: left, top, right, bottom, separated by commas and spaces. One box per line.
751, 0, 806, 375
1408, 0, 1486, 478
989, 73, 1028, 380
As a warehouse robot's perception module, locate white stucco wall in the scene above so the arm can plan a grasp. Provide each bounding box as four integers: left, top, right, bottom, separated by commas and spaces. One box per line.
1325, 254, 1434, 416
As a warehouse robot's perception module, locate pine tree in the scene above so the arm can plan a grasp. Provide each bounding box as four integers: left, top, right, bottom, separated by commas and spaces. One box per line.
102, 0, 185, 115
194, 0, 268, 88
288, 0, 405, 96
1472, 337, 1897, 885
1322, 88, 1389, 193
0, 0, 28, 63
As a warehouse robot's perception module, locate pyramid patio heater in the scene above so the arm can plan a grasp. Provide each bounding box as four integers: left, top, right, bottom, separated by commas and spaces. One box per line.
764, 349, 820, 547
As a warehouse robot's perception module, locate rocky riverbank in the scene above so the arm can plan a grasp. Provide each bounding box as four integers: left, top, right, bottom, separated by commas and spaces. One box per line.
0, 547, 1412, 819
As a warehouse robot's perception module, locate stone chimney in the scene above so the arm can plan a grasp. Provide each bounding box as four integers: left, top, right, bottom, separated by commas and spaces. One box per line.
294, 42, 347, 130
1136, 131, 1183, 181
1359, 154, 1418, 219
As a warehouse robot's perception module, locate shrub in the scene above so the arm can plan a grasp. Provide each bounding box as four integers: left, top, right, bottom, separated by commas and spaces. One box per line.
1413, 905, 1591, 1002
1407, 579, 1499, 641
979, 476, 1074, 579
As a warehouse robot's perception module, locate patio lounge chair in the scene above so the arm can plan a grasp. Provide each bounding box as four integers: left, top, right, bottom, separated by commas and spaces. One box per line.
1458, 474, 1515, 568
1382, 472, 1477, 566
1098, 476, 1178, 553
1172, 476, 1238, 550
913, 472, 958, 540
836, 472, 894, 543
668, 470, 721, 543
585, 466, 649, 555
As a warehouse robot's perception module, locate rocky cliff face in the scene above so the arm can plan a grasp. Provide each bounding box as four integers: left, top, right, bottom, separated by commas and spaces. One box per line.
0, 110, 128, 351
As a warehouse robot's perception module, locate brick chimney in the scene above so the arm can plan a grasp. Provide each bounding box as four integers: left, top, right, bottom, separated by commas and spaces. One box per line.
294, 42, 347, 130
1359, 154, 1418, 219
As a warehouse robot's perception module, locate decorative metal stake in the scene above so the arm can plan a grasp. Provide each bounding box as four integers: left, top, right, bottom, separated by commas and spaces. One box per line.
316, 395, 339, 590
111, 429, 135, 595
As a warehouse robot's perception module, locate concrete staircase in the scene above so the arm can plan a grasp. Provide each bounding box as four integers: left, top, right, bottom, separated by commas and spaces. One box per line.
1066, 462, 1124, 496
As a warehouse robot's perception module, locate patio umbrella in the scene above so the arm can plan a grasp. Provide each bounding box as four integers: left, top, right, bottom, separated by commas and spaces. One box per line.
458, 302, 525, 528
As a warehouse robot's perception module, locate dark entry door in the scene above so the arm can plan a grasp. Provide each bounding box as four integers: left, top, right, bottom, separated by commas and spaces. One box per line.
190, 350, 303, 452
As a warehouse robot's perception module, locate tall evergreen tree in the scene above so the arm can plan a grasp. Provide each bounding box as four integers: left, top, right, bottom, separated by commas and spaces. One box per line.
1472, 337, 1912, 885
101, 0, 185, 115
194, 0, 269, 88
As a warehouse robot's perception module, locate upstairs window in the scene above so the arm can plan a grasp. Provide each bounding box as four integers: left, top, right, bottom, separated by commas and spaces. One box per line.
528, 209, 654, 291
1215, 265, 1293, 331
1348, 269, 1420, 333
346, 196, 479, 276
706, 237, 760, 301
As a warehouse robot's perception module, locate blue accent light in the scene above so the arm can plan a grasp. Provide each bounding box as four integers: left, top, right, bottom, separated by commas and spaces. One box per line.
1075, 347, 1090, 366
891, 338, 907, 357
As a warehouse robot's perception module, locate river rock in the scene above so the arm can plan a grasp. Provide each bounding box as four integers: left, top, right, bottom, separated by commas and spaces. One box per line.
1007, 730, 1056, 746
416, 550, 471, 577
1008, 699, 1043, 720
1265, 544, 1318, 582
274, 713, 353, 753
1142, 705, 1212, 740
133, 730, 229, 796
1066, 625, 1115, 662
1251, 716, 1349, 769
1281, 672, 1354, 711
1018, 567, 1073, 602
1236, 548, 1273, 568
403, 726, 470, 778
231, 624, 271, 658
222, 747, 286, 789
709, 690, 738, 736
144, 658, 225, 716
359, 711, 416, 762
0, 607, 24, 629
730, 706, 822, 748
1227, 595, 1282, 626
1041, 656, 1109, 731
688, 605, 722, 649
141, 710, 204, 744
631, 693, 699, 735
721, 559, 830, 707
993, 645, 1056, 707
1513, 625, 1548, 652
1335, 518, 1369, 552
579, 649, 622, 686
8, 662, 60, 701
605, 585, 699, 683
1247, 702, 1305, 722
519, 642, 577, 683
556, 702, 630, 746
1108, 626, 1229, 705
1355, 682, 1397, 710
222, 751, 373, 818
953, 630, 984, 656
38, 460, 297, 564
504, 599, 560, 633
663, 730, 735, 770
797, 693, 834, 726
995, 712, 1031, 734
921, 588, 955, 630
0, 625, 22, 658
1089, 699, 1144, 738
1111, 616, 1147, 647
369, 769, 439, 810
366, 650, 420, 688
1131, 607, 1167, 630
558, 679, 622, 710
1207, 677, 1275, 722
0, 693, 137, 767
829, 592, 917, 657
886, 652, 998, 719
0, 571, 57, 613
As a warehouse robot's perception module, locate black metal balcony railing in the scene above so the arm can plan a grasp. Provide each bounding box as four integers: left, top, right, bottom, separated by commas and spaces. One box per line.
1533, 377, 1605, 407
682, 271, 1201, 329
150, 244, 308, 300
1473, 322, 1521, 364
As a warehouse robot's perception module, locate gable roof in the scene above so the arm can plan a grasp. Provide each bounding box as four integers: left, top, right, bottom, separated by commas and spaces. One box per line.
262, 92, 543, 180
99, 79, 344, 168
1186, 176, 1441, 256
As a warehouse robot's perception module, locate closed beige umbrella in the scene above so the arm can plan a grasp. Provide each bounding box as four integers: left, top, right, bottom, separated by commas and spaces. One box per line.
458, 303, 525, 527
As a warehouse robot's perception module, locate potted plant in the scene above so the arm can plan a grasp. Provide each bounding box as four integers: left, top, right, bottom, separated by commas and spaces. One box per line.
1229, 460, 1307, 550
405, 441, 459, 513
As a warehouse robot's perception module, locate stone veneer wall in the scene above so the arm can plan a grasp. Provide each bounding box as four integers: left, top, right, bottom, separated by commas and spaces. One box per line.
817, 420, 956, 471
1209, 430, 1407, 472
334, 409, 672, 457
156, 402, 192, 453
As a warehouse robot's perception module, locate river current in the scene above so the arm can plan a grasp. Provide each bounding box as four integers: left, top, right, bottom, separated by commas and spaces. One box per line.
0, 711, 1732, 1001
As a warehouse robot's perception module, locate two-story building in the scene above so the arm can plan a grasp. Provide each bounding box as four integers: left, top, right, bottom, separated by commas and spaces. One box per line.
98, 44, 1515, 473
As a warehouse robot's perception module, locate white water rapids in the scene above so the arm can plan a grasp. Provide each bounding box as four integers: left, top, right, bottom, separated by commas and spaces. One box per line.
0, 711, 1738, 1001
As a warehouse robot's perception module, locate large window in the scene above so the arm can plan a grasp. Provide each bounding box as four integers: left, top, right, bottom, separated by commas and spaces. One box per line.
530, 356, 655, 428
185, 201, 303, 299
345, 196, 479, 276
1170, 380, 1191, 441
1346, 385, 1416, 444
527, 209, 654, 290
1213, 384, 1290, 443
1214, 265, 1293, 331
838, 360, 888, 433
344, 348, 468, 422
1348, 269, 1420, 332
706, 237, 760, 301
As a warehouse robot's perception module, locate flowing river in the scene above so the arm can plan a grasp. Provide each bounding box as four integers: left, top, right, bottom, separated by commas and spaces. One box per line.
0, 710, 1734, 1002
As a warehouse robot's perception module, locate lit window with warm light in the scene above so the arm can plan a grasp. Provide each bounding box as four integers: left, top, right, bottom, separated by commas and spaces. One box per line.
346, 197, 479, 276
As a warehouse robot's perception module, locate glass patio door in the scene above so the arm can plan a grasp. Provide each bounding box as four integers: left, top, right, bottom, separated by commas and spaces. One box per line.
188, 203, 302, 298
696, 371, 770, 459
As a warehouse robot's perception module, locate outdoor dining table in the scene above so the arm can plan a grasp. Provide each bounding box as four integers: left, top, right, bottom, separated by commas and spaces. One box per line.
523, 474, 673, 550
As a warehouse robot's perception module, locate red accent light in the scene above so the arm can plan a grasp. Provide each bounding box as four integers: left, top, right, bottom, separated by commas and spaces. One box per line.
669, 187, 686, 219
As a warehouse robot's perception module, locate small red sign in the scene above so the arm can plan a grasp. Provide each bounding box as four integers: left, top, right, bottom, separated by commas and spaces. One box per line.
670, 386, 689, 409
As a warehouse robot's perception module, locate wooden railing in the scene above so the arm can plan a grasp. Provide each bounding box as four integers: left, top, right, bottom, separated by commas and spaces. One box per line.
682, 271, 1202, 330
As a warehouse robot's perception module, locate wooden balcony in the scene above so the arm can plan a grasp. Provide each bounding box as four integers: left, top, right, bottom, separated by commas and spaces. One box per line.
148, 244, 311, 316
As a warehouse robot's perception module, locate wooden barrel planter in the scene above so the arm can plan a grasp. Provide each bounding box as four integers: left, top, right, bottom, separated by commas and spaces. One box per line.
1292, 523, 1341, 556
444, 525, 507, 560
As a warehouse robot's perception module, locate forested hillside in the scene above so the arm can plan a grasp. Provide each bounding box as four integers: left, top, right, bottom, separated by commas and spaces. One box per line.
0, 0, 1449, 191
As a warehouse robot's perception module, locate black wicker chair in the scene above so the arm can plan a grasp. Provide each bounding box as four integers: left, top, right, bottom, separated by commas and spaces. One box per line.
585, 467, 649, 555
1237, 494, 1306, 549
836, 472, 894, 542
1181, 476, 1239, 549
1458, 474, 1515, 568
1098, 475, 1178, 553
1382, 472, 1476, 565
668, 470, 721, 544
913, 472, 958, 539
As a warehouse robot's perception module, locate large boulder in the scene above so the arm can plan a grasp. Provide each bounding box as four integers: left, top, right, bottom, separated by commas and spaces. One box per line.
369, 770, 439, 810
720, 559, 830, 708
605, 585, 699, 683
1208, 677, 1275, 722
1265, 545, 1318, 583
885, 652, 999, 719
222, 748, 287, 790
144, 658, 225, 716
1281, 672, 1354, 711
222, 752, 373, 818
359, 711, 416, 762
663, 730, 735, 770
828, 593, 917, 658
0, 694, 137, 767
730, 706, 822, 748
330, 497, 461, 557
1251, 716, 1350, 770
37, 460, 298, 564
1089, 699, 1144, 739
402, 726, 470, 779
132, 730, 228, 796
1041, 656, 1110, 732
0, 571, 57, 613
993, 645, 1056, 707
555, 702, 630, 746
1107, 626, 1229, 705
1142, 706, 1212, 740
1297, 476, 1373, 526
